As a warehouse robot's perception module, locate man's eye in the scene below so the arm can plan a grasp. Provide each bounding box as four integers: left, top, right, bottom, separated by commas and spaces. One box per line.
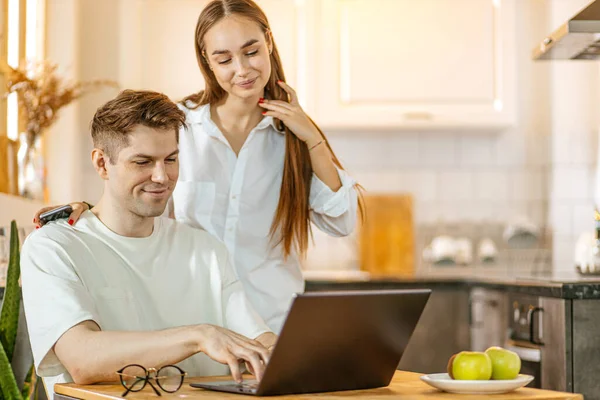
134, 161, 150, 166
166, 158, 177, 163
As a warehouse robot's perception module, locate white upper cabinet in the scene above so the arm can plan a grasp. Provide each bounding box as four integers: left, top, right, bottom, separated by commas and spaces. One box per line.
296, 0, 517, 131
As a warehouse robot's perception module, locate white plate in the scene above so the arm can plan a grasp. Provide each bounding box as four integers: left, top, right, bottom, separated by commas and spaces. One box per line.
420, 373, 534, 394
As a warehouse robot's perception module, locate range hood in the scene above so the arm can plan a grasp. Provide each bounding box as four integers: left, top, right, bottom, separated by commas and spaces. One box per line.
533, 0, 600, 60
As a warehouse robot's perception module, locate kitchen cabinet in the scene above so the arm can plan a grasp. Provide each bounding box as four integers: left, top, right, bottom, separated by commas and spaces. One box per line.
469, 287, 508, 351
396, 288, 471, 373
277, 0, 517, 131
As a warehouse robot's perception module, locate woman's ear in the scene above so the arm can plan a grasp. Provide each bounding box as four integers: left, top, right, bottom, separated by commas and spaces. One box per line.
91, 148, 110, 180
266, 29, 273, 55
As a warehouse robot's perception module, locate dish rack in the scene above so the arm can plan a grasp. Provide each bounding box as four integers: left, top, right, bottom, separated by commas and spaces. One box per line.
416, 221, 552, 275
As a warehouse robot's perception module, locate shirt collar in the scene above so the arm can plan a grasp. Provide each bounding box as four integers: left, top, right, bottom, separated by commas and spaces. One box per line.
184, 102, 285, 136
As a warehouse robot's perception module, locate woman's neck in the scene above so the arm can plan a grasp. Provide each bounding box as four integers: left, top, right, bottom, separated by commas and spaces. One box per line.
213, 93, 265, 137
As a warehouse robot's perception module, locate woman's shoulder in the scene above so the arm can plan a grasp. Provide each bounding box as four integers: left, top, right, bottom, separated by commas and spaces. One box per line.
177, 101, 209, 125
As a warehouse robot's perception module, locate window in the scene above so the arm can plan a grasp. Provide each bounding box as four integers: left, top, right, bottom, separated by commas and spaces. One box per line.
0, 0, 45, 196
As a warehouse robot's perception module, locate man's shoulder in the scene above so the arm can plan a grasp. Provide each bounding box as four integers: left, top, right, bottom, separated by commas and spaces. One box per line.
23, 220, 77, 250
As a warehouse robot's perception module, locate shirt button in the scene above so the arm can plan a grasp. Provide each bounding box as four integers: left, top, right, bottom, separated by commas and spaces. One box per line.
232, 195, 237, 200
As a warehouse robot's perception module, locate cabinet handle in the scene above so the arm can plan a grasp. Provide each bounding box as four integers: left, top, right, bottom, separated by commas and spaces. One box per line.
403, 111, 433, 121
529, 307, 544, 345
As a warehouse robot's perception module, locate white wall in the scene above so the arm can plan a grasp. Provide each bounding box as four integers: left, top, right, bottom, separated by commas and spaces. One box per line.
547, 0, 600, 272
41, 0, 597, 272
0, 193, 43, 228
305, 0, 555, 270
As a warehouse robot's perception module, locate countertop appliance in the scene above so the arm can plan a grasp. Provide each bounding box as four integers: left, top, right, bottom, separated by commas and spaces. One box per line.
505, 293, 569, 392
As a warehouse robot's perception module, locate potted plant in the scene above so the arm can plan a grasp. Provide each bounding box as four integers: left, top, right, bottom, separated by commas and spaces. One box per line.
0, 221, 38, 399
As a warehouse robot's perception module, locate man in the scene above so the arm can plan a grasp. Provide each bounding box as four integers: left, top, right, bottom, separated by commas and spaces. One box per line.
21, 90, 277, 398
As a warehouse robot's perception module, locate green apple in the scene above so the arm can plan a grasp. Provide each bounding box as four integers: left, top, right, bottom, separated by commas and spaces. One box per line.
448, 351, 492, 380
485, 346, 521, 380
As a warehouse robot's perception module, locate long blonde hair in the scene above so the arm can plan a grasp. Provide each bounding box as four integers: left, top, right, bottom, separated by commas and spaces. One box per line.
183, 0, 364, 259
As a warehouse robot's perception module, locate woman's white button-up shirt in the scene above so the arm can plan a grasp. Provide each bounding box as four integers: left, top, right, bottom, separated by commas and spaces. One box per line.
171, 103, 359, 333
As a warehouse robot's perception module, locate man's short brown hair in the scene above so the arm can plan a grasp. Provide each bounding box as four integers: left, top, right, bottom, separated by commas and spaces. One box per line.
91, 90, 186, 163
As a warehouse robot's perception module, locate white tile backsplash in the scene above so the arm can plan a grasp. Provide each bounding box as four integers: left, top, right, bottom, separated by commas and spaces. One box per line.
569, 129, 597, 166
381, 134, 421, 168
493, 128, 527, 167
572, 203, 595, 237
398, 171, 438, 202
438, 171, 474, 202
473, 171, 509, 201
527, 201, 548, 227
419, 135, 458, 167
552, 233, 578, 273
525, 130, 551, 167
551, 203, 573, 236
458, 135, 495, 167
510, 169, 545, 202
552, 167, 592, 201
328, 135, 389, 171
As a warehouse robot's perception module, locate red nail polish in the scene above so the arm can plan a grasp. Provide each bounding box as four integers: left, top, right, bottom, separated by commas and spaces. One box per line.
35, 226, 39, 230
258, 97, 264, 104
33, 218, 35, 223
277, 80, 282, 84
262, 111, 267, 115
68, 219, 74, 225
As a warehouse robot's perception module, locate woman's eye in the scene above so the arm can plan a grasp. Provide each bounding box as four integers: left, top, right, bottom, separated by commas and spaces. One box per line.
246, 50, 258, 56
218, 59, 232, 65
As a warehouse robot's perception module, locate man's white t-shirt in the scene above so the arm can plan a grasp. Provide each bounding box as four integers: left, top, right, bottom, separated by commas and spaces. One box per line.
20, 211, 270, 398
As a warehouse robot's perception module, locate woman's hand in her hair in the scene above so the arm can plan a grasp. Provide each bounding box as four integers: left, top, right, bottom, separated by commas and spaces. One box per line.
33, 202, 90, 227
259, 81, 322, 147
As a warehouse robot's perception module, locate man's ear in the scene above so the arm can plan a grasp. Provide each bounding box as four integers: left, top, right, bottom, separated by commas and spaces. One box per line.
91, 148, 110, 180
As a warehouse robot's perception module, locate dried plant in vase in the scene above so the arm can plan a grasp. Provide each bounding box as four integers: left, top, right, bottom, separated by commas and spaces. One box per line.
0, 60, 118, 199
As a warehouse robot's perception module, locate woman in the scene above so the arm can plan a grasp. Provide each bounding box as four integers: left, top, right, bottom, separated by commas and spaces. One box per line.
34, 0, 362, 333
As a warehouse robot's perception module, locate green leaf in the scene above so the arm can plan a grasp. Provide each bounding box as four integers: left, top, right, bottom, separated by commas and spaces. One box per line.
0, 220, 22, 362
21, 364, 34, 399
0, 336, 21, 399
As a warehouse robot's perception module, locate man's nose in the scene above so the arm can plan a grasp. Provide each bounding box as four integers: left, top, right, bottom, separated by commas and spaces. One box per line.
151, 162, 168, 184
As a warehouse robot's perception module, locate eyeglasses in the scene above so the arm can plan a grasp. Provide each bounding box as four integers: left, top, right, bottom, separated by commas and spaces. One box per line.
116, 364, 187, 397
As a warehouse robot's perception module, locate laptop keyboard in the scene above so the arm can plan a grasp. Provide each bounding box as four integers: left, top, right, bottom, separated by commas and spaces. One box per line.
204, 380, 258, 389
236, 380, 258, 389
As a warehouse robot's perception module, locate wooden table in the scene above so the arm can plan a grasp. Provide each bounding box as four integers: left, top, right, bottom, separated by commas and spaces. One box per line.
54, 371, 583, 399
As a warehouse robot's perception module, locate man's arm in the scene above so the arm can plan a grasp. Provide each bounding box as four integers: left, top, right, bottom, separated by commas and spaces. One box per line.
21, 232, 269, 386
55, 321, 270, 385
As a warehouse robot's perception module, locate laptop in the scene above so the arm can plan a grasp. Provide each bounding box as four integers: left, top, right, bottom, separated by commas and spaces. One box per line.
190, 289, 431, 396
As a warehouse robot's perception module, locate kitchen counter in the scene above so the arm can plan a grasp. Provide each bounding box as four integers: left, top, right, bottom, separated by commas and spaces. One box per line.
54, 371, 582, 399
3, 268, 600, 299
302, 268, 600, 299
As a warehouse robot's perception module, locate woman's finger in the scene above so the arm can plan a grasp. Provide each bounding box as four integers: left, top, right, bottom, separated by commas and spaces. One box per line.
277, 80, 299, 104
261, 111, 283, 120
33, 206, 56, 226
67, 209, 83, 226
261, 99, 293, 110
258, 102, 291, 116
68, 202, 90, 225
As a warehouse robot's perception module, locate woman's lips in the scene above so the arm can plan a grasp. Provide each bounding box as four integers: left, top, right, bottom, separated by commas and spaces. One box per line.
237, 77, 258, 89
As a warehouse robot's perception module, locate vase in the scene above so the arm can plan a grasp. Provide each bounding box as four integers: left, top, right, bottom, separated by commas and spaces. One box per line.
16, 130, 45, 200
